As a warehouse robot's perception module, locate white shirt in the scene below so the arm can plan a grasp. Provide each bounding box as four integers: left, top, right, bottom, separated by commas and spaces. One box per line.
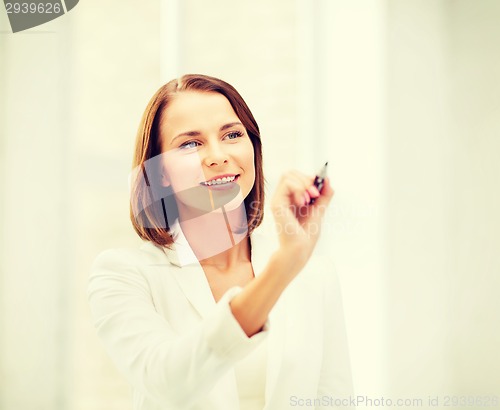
235, 335, 267, 409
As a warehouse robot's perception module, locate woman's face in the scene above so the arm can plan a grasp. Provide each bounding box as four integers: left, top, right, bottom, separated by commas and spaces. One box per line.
158, 91, 255, 216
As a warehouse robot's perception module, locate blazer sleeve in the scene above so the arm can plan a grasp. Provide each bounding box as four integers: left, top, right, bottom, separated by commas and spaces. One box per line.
316, 256, 354, 408
87, 248, 269, 408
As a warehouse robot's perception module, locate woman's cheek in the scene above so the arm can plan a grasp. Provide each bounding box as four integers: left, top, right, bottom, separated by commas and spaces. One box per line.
235, 140, 254, 166
165, 154, 203, 191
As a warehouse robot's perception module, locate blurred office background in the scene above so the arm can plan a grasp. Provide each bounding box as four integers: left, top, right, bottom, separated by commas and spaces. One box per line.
1, 0, 499, 409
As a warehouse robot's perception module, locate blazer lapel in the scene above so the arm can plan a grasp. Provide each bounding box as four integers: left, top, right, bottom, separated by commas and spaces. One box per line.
162, 226, 217, 319
144, 223, 217, 320
171, 265, 216, 319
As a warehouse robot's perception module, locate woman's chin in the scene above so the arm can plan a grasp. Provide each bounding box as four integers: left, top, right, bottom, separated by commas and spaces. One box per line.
176, 195, 245, 217
215, 195, 245, 212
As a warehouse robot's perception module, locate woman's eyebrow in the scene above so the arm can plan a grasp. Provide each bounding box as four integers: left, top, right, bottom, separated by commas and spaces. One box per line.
170, 122, 243, 145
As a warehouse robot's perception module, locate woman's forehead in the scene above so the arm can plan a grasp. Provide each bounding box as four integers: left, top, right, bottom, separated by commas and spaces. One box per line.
160, 92, 241, 142
164, 91, 238, 124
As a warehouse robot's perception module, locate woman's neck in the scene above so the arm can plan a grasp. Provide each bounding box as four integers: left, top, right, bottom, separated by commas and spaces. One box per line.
178, 203, 250, 272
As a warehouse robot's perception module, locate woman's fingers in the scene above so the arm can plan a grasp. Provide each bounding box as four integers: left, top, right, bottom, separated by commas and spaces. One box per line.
289, 170, 320, 205
303, 191, 311, 206
308, 184, 320, 198
307, 177, 334, 219
288, 170, 322, 204
272, 169, 334, 213
271, 170, 335, 260
287, 177, 310, 207
316, 176, 334, 202
273, 172, 308, 207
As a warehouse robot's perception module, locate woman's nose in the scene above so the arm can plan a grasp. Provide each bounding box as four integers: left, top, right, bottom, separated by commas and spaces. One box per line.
203, 142, 229, 167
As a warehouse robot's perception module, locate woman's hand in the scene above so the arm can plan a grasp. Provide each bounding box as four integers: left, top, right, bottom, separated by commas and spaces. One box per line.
270, 170, 334, 274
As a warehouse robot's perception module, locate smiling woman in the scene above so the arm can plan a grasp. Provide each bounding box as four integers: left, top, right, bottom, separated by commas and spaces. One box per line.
87, 74, 353, 410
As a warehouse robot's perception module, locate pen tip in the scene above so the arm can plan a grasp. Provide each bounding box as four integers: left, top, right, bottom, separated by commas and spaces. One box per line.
325, 161, 328, 167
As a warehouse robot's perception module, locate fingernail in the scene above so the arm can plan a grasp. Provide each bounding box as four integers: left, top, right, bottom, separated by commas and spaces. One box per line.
310, 186, 320, 196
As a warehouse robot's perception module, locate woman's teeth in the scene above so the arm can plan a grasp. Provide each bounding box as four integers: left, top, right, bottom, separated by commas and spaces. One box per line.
202, 175, 237, 186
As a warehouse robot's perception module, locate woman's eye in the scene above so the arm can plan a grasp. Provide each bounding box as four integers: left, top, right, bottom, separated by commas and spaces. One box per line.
179, 140, 200, 150
225, 131, 243, 140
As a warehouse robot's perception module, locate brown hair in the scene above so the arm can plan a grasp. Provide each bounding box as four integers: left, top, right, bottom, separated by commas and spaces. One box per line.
129, 74, 265, 248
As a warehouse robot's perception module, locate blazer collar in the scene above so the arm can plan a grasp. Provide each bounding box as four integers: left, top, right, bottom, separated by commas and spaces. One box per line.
162, 221, 200, 268
144, 221, 279, 319
161, 220, 277, 274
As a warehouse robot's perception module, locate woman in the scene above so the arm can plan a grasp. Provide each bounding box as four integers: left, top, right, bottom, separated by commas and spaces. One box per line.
88, 74, 353, 410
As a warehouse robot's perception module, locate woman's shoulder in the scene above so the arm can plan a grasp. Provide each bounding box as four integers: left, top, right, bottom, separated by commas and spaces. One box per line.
88, 242, 175, 298
91, 241, 172, 272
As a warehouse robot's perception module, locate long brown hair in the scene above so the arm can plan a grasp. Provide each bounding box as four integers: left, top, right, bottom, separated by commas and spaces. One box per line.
129, 74, 265, 247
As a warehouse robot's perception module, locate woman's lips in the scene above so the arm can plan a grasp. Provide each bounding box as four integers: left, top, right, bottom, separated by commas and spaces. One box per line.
200, 174, 240, 190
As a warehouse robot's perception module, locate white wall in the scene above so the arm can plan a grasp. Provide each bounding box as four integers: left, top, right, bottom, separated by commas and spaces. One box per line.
446, 0, 500, 395
0, 11, 73, 410
386, 0, 455, 399
313, 0, 389, 400
386, 0, 500, 405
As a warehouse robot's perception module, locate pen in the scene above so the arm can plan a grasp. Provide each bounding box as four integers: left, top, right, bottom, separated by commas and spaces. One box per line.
309, 161, 328, 205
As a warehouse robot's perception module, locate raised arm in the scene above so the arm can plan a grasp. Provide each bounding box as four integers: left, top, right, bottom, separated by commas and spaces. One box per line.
230, 172, 335, 337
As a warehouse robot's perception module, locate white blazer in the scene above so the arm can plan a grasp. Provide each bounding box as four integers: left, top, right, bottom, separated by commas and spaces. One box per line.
87, 225, 353, 410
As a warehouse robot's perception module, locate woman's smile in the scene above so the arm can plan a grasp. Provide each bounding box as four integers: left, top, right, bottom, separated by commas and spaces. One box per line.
200, 174, 240, 188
